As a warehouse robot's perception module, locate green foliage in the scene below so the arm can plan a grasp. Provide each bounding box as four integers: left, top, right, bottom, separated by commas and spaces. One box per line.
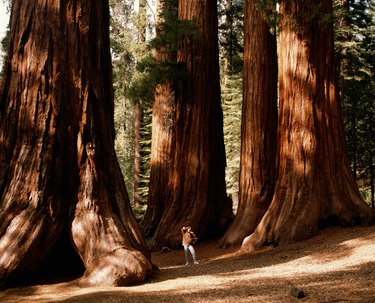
360, 187, 373, 207
109, 0, 374, 213
126, 0, 197, 107
218, 0, 244, 211
126, 55, 187, 107
222, 73, 242, 211
110, 0, 146, 203
148, 0, 198, 54
218, 0, 244, 75
124, 0, 197, 209
0, 29, 8, 53
113, 95, 135, 200
132, 204, 148, 222
256, 0, 334, 34
111, 0, 197, 211
256, 0, 279, 33
0, 0, 10, 81
334, 0, 375, 201
0, 28, 9, 81
138, 107, 152, 205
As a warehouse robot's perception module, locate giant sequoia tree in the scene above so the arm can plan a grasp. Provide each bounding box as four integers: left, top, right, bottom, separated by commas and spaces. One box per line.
149, 0, 233, 249
140, 0, 177, 236
219, 0, 278, 248
0, 0, 151, 287
242, 0, 372, 251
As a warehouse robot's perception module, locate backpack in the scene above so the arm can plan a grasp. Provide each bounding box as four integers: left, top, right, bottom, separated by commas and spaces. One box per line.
189, 231, 198, 245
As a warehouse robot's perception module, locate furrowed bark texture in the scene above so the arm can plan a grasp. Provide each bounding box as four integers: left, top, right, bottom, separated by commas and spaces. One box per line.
140, 81, 176, 236
140, 0, 177, 236
219, 0, 278, 248
242, 0, 372, 252
150, 0, 233, 249
0, 0, 151, 287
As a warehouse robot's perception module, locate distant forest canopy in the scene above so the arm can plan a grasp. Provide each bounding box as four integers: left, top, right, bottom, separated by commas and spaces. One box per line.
0, 0, 373, 211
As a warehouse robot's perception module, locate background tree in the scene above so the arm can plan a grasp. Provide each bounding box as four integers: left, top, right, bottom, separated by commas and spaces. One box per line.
334, 0, 375, 208
150, 0, 234, 249
0, 0, 151, 287
221, 74, 242, 211
0, 0, 10, 79
110, 0, 155, 214
110, 0, 137, 204
132, 0, 147, 208
140, 0, 179, 236
0, 28, 9, 79
242, 0, 372, 251
219, 0, 278, 248
218, 0, 244, 212
218, 0, 244, 76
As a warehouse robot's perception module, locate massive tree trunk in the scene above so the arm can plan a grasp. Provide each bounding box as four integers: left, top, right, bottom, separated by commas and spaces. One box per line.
150, 0, 233, 249
140, 0, 177, 236
219, 0, 278, 248
0, 0, 151, 288
140, 81, 176, 236
242, 0, 372, 252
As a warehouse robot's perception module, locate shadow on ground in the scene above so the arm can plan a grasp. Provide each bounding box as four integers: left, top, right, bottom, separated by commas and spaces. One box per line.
0, 226, 374, 303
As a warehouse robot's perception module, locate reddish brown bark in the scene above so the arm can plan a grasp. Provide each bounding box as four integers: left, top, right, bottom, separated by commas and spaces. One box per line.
140, 81, 176, 236
218, 0, 278, 248
150, 0, 233, 249
139, 0, 177, 236
242, 0, 372, 252
0, 0, 151, 287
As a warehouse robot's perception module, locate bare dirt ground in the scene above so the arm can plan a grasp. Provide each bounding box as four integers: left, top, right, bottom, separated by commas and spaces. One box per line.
0, 225, 374, 303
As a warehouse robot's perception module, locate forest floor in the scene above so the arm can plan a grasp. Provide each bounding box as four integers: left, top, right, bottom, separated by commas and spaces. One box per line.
0, 225, 374, 303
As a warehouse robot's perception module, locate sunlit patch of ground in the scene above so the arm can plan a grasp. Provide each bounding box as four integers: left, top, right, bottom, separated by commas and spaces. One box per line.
1, 225, 374, 303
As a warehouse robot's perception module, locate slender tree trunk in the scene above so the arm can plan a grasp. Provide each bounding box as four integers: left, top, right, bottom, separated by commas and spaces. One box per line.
224, 0, 234, 75
150, 0, 233, 249
242, 0, 372, 252
0, 0, 151, 287
133, 0, 147, 208
336, 0, 358, 180
133, 103, 143, 207
219, 0, 278, 248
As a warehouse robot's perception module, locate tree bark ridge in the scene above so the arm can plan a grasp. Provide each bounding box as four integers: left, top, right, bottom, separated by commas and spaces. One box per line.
0, 0, 151, 287
241, 0, 372, 252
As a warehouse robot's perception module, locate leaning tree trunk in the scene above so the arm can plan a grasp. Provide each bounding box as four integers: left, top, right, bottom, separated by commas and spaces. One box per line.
0, 0, 151, 287
150, 0, 233, 249
218, 0, 278, 248
242, 0, 372, 252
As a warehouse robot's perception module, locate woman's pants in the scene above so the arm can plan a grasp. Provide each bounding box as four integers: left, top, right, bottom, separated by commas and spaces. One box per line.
183, 244, 197, 264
